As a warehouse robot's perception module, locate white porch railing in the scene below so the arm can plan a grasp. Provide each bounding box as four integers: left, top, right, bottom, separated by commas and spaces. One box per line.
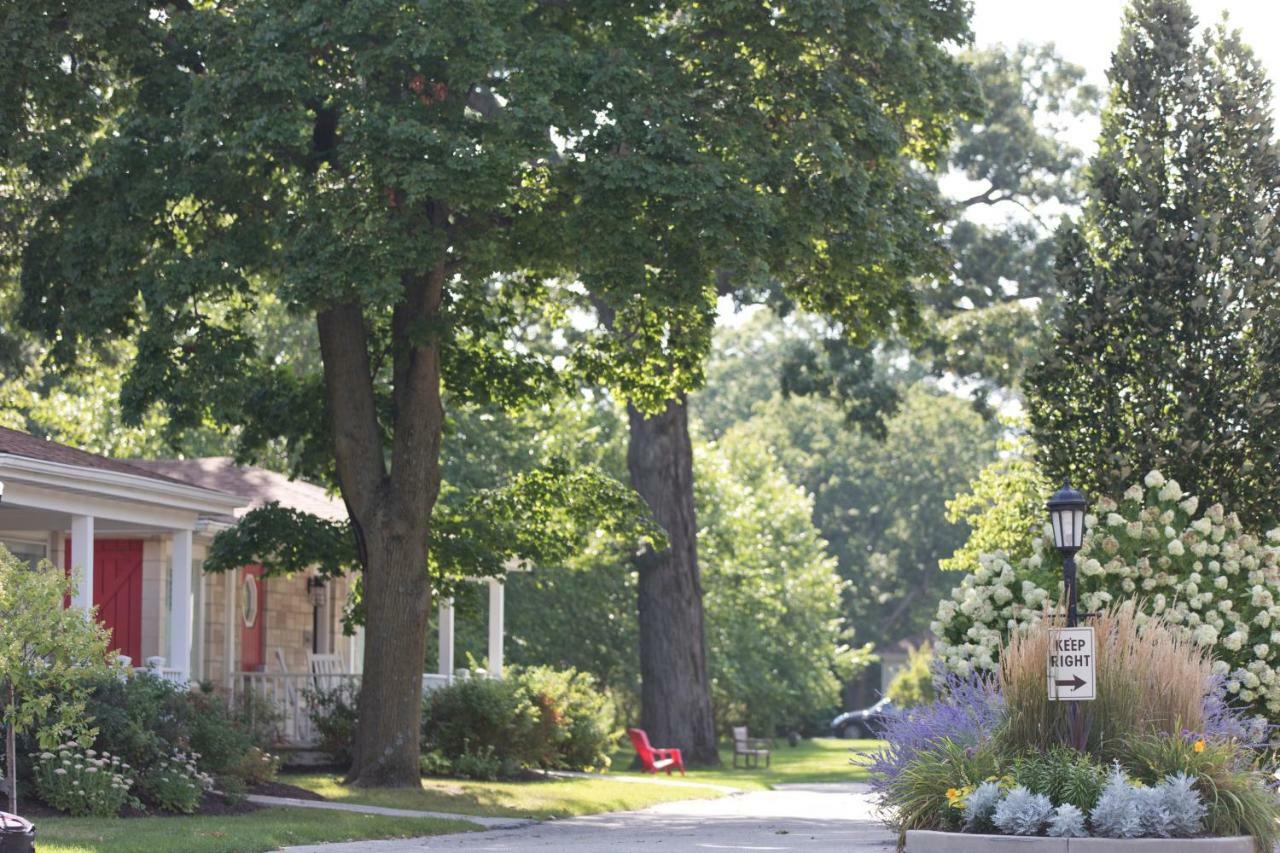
230, 671, 362, 747
229, 670, 485, 747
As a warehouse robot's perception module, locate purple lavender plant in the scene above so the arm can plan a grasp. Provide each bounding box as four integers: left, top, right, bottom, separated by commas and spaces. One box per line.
865, 671, 1004, 796
1200, 674, 1271, 747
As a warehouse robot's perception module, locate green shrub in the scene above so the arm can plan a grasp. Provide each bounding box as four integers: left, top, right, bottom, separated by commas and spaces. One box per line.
307, 685, 360, 768
451, 747, 512, 781
419, 750, 453, 777
885, 644, 936, 709
422, 677, 538, 774
1012, 747, 1106, 812
32, 741, 138, 817
225, 746, 280, 789
81, 672, 270, 797
515, 666, 616, 770
139, 750, 211, 815
419, 666, 616, 776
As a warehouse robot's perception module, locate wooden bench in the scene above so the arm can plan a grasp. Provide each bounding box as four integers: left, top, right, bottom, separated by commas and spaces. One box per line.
627, 727, 686, 775
732, 726, 772, 769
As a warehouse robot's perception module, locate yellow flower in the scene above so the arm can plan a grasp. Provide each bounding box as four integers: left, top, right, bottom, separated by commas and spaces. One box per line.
946, 787, 959, 800
1194, 739, 1205, 753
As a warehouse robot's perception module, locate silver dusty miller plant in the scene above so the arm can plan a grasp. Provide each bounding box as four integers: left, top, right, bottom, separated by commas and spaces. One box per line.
962, 780, 1003, 832
1047, 803, 1088, 838
993, 785, 1054, 836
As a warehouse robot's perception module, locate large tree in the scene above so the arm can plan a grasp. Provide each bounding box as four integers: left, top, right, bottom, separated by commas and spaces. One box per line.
3, 2, 707, 786
1027, 0, 1280, 525
561, 0, 975, 763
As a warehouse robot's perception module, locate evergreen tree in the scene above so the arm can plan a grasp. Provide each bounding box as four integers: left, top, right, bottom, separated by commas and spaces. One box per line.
1027, 0, 1280, 525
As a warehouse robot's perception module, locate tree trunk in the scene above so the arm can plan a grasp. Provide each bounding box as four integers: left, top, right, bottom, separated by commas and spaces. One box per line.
316, 261, 446, 787
627, 397, 719, 765
347, 516, 432, 785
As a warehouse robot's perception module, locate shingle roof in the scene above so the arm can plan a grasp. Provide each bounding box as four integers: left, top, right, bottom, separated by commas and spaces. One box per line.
127, 457, 348, 522
0, 426, 197, 487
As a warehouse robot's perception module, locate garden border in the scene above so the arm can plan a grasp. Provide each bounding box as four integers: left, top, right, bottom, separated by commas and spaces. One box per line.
905, 830, 1254, 852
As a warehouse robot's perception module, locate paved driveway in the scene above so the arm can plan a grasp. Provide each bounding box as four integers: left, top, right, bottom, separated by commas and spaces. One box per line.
284, 783, 896, 853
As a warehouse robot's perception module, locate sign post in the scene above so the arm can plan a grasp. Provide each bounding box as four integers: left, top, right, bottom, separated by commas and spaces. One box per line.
1047, 626, 1095, 701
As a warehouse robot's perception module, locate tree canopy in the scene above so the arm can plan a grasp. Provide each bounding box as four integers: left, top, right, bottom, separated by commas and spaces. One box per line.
1027, 0, 1280, 525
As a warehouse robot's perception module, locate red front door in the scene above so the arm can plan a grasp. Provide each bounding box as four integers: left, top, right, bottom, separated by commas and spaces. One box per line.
240, 565, 266, 672
64, 538, 144, 664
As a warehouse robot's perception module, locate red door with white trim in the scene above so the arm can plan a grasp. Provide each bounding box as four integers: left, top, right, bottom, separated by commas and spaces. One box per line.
240, 565, 266, 672
64, 538, 144, 664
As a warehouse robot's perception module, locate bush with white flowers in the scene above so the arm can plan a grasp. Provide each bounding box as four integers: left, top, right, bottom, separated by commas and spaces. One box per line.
31, 742, 138, 817
934, 469, 1280, 720
139, 749, 214, 814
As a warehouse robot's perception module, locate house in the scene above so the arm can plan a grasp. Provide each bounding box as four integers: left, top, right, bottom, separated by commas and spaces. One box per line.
0, 427, 509, 745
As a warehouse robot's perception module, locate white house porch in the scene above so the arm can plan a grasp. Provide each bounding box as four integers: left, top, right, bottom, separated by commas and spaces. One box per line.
231, 576, 510, 747
0, 430, 247, 683
0, 430, 518, 751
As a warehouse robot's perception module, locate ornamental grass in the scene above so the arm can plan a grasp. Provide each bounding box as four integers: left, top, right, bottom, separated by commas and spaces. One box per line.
999, 603, 1211, 762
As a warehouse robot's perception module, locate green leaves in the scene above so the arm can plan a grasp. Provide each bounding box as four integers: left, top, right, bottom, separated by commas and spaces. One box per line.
1027, 0, 1280, 526
0, 546, 116, 758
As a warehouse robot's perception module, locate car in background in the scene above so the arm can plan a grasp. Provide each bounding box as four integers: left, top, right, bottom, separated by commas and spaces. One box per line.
831, 696, 896, 739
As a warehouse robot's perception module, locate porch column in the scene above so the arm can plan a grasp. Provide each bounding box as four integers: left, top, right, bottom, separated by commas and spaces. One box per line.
168, 529, 194, 682
224, 568, 237, 687
69, 515, 95, 612
437, 598, 455, 677
487, 578, 504, 678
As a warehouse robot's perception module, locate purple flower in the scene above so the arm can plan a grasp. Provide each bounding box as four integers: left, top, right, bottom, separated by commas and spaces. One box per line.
866, 671, 1004, 796
1200, 674, 1271, 747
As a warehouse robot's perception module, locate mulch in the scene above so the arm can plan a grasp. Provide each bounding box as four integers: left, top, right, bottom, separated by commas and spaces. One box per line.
247, 780, 328, 802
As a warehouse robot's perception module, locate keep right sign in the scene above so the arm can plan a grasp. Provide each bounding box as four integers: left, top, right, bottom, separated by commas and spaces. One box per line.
1047, 626, 1096, 701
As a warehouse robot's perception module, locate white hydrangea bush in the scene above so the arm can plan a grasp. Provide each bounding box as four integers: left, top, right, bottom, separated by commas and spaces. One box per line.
933, 469, 1280, 719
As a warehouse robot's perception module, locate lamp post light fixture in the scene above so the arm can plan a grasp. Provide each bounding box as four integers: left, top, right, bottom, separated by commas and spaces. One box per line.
1047, 481, 1088, 628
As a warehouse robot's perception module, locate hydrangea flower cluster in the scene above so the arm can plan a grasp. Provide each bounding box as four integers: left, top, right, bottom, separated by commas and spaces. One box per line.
31, 741, 138, 817
934, 470, 1280, 721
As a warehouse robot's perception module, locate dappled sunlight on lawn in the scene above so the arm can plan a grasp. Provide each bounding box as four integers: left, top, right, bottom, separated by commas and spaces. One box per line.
288, 772, 723, 819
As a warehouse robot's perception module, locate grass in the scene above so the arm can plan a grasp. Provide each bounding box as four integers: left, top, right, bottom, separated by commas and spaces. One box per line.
288, 772, 725, 819
288, 736, 882, 818
608, 735, 880, 790
34, 806, 475, 853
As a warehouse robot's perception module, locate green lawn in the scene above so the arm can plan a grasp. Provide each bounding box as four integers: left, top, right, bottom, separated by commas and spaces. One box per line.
35, 807, 474, 853
288, 772, 724, 819
287, 737, 882, 819
608, 736, 882, 791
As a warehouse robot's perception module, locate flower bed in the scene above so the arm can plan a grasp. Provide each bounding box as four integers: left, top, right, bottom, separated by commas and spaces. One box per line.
871, 608, 1280, 849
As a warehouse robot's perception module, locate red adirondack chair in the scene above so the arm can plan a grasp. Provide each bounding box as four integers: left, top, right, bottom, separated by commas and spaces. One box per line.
627, 727, 686, 776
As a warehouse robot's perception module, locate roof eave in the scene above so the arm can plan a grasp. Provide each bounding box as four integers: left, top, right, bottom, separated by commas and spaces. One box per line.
0, 454, 249, 515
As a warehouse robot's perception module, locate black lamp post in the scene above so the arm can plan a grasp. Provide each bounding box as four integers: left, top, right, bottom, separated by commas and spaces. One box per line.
1047, 481, 1088, 628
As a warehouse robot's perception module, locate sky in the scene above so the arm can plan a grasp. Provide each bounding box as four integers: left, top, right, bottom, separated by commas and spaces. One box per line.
971, 0, 1280, 150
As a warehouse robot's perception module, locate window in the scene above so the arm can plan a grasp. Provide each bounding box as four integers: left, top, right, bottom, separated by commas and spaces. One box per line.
1, 540, 47, 571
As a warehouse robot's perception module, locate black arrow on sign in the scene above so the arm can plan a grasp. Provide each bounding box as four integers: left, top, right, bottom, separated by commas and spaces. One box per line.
1054, 675, 1086, 692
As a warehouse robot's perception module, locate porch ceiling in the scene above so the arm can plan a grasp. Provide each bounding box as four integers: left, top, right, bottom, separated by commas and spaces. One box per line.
0, 502, 172, 536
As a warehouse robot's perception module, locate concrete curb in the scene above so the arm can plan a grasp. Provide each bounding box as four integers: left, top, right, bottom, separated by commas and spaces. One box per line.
244, 794, 534, 829
905, 830, 1255, 852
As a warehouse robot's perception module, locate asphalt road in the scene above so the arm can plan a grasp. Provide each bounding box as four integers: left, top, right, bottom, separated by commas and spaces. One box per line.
283, 783, 896, 853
